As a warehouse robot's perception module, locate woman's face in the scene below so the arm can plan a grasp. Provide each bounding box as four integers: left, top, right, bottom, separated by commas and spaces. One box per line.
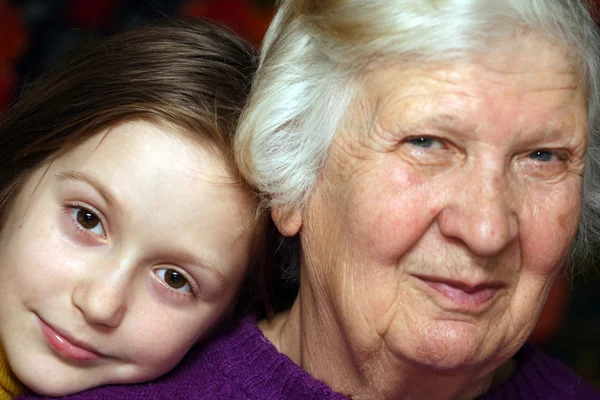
280, 36, 587, 374
0, 120, 253, 396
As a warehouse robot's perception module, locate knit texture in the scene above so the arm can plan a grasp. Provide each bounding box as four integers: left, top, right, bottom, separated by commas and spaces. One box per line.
481, 342, 600, 399
16, 316, 600, 399
0, 345, 24, 400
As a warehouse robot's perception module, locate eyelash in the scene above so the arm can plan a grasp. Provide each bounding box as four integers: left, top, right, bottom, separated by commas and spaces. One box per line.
406, 136, 568, 163
152, 267, 200, 299
526, 149, 568, 163
406, 136, 445, 149
62, 201, 201, 301
63, 202, 107, 240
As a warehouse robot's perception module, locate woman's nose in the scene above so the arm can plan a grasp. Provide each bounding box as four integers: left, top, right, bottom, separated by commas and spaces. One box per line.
71, 265, 131, 328
437, 171, 519, 257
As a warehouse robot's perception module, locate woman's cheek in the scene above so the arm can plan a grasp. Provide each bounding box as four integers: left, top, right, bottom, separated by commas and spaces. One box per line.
521, 185, 581, 275
349, 161, 435, 264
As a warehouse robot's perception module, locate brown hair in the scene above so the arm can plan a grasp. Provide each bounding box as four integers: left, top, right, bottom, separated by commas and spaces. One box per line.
0, 19, 272, 319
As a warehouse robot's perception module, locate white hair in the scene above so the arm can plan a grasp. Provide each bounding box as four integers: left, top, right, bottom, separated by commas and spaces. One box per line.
236, 0, 600, 269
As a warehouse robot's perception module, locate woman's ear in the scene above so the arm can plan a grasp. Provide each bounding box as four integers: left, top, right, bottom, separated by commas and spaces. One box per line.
271, 205, 302, 237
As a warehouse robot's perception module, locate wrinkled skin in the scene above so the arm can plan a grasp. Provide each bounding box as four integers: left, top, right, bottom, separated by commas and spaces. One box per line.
264, 34, 587, 400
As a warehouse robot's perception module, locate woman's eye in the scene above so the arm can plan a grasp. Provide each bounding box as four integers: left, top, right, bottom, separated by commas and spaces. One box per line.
155, 268, 192, 293
408, 137, 443, 149
72, 207, 105, 236
528, 150, 557, 162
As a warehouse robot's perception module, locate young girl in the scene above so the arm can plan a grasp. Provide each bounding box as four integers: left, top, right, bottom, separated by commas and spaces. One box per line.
0, 20, 268, 398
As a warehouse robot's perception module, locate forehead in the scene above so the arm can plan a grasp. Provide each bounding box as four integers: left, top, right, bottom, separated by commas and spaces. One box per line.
350, 34, 586, 140
363, 33, 580, 99
75, 120, 243, 195
59, 121, 225, 182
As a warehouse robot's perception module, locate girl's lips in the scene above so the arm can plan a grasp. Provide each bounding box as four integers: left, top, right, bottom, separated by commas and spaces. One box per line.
38, 318, 101, 362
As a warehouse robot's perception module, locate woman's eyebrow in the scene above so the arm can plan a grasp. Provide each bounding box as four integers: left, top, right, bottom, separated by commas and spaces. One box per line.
420, 113, 476, 132
55, 171, 118, 208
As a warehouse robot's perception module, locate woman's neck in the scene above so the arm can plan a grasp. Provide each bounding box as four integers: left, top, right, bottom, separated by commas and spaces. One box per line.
0, 344, 25, 400
259, 281, 511, 400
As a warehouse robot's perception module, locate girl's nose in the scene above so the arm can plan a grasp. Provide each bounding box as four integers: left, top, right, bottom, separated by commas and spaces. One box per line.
71, 267, 132, 328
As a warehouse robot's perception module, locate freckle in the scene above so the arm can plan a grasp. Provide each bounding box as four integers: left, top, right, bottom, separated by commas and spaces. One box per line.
19, 225, 22, 229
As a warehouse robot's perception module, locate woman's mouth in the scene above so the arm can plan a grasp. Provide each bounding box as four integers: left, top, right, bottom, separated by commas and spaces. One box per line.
414, 275, 504, 310
38, 317, 102, 362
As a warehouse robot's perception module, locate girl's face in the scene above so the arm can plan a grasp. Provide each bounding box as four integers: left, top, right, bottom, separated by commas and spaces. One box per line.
0, 120, 254, 396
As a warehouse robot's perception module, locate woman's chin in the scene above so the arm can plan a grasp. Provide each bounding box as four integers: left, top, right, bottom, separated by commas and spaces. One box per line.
387, 319, 501, 372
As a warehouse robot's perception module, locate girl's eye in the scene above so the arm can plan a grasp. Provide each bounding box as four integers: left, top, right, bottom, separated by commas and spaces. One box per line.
528, 150, 557, 162
408, 137, 443, 149
72, 207, 105, 236
155, 268, 192, 293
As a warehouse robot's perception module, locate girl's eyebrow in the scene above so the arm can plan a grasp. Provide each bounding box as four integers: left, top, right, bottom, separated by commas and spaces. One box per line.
171, 249, 229, 289
56, 171, 229, 291
55, 171, 118, 208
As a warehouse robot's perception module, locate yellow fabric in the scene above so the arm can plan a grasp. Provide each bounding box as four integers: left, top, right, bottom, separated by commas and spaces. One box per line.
0, 345, 23, 400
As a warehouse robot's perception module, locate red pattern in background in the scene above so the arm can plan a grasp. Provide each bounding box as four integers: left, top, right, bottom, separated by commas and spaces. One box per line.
65, 0, 122, 30
0, 1, 28, 109
182, 0, 272, 44
0, 0, 274, 108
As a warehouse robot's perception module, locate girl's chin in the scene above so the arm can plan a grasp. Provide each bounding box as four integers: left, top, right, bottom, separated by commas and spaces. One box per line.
11, 356, 96, 397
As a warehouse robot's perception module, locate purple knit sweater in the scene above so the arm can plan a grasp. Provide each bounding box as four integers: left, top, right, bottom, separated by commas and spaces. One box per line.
17, 316, 600, 399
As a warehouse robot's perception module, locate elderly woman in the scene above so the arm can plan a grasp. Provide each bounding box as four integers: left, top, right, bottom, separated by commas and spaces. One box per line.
19, 0, 600, 399
232, 0, 600, 398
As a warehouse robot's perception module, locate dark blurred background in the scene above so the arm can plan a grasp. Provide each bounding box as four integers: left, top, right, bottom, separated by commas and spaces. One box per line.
1, 0, 599, 389
0, 0, 275, 108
